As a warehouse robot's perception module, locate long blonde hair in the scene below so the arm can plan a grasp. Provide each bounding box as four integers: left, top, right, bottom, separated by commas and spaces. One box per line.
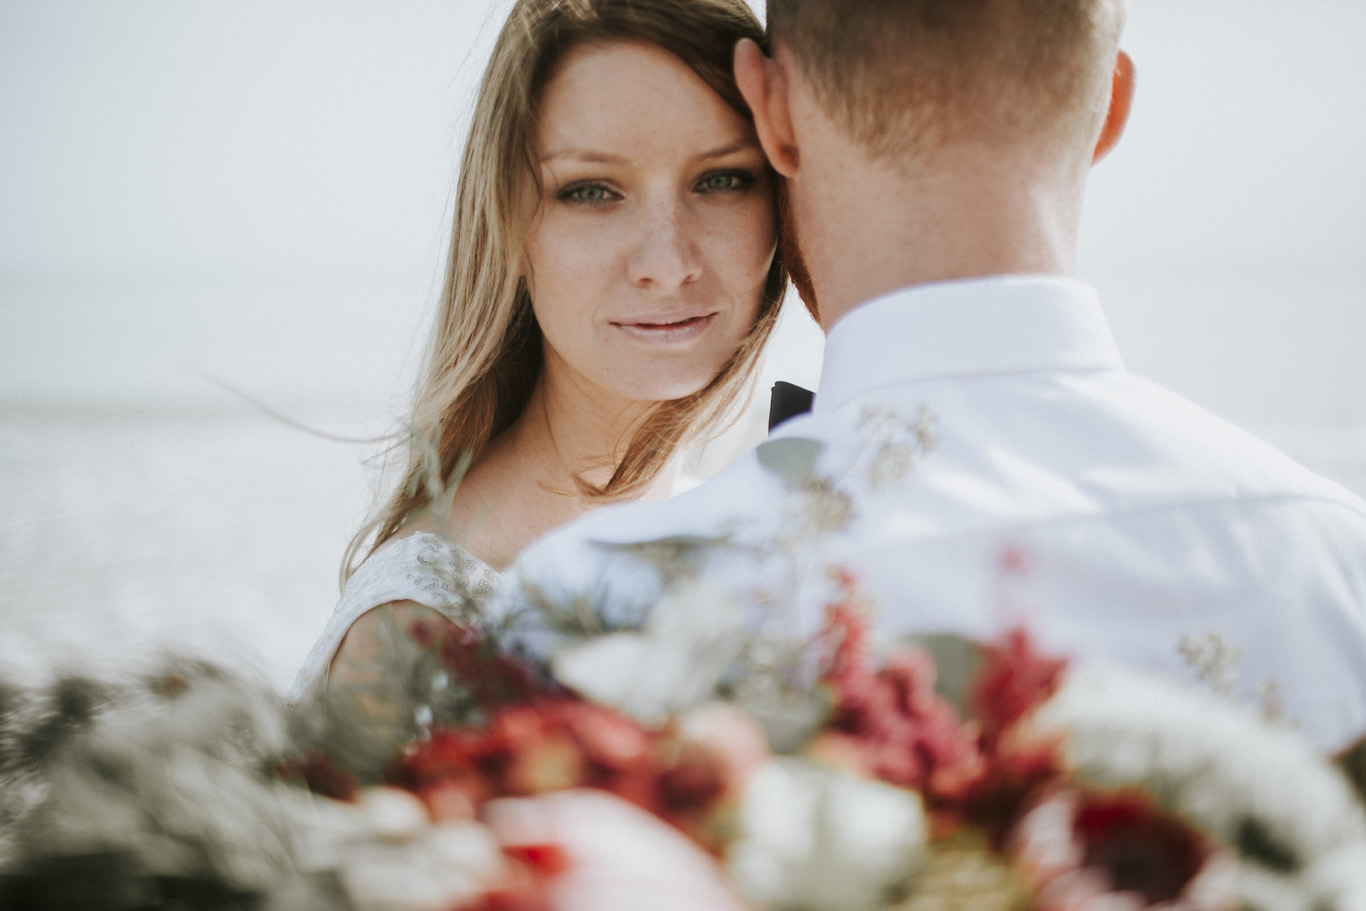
345, 0, 786, 580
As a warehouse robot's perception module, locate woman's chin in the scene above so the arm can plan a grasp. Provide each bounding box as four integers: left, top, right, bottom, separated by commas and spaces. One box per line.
618, 349, 743, 405
619, 374, 717, 406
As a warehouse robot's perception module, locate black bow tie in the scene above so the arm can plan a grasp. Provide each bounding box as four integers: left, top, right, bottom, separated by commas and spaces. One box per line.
768, 381, 815, 431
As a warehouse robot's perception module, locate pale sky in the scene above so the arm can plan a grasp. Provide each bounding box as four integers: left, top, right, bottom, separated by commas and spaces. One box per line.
2, 0, 1364, 425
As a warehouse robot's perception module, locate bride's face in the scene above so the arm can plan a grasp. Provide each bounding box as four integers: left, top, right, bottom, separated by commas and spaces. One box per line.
525, 39, 776, 409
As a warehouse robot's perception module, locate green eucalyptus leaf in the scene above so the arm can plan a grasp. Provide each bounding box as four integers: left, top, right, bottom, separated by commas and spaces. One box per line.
756, 437, 825, 481
903, 632, 984, 712
598, 534, 724, 552
1338, 734, 1366, 806
596, 535, 728, 585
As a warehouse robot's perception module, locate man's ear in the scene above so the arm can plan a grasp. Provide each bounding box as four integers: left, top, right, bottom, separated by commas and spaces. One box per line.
734, 38, 799, 177
1093, 49, 1135, 164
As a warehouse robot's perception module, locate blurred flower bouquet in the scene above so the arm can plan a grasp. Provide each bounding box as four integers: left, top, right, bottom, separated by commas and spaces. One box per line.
405, 570, 1366, 911
5, 573, 1366, 911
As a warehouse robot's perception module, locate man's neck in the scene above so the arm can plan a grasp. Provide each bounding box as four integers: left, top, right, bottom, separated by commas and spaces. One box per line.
795, 142, 1087, 330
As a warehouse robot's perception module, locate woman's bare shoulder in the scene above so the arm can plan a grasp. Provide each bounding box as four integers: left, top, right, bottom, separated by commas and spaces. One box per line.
328, 599, 451, 677
315, 598, 459, 781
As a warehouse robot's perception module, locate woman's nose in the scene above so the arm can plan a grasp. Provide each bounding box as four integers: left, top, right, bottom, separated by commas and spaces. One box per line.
626, 203, 702, 289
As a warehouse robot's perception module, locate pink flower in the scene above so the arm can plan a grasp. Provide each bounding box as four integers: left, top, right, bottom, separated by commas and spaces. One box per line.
481, 790, 749, 911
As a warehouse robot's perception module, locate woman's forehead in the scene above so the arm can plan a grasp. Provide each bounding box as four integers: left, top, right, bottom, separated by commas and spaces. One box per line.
534, 40, 756, 161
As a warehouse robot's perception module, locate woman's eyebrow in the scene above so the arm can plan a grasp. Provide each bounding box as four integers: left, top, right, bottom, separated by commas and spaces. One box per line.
540, 148, 629, 165
693, 139, 760, 162
539, 138, 760, 166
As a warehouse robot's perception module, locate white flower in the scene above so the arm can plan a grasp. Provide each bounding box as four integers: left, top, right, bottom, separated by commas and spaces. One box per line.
727, 756, 927, 911
1303, 842, 1366, 911
331, 788, 505, 911
1027, 663, 1366, 910
356, 787, 431, 842
550, 580, 747, 724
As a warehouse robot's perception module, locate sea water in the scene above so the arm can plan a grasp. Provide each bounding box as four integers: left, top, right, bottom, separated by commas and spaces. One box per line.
0, 408, 375, 694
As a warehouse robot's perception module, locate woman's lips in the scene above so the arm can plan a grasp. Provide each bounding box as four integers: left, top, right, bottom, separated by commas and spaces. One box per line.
612, 312, 716, 344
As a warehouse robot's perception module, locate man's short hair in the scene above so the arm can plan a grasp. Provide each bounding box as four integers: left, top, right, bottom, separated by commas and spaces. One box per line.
767, 0, 1125, 159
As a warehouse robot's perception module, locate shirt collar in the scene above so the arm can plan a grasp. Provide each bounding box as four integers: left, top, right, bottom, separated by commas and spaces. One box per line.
815, 275, 1125, 415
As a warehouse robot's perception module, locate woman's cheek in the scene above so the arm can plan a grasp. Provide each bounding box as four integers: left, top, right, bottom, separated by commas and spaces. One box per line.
744, 198, 778, 280
537, 227, 608, 303
712, 201, 776, 293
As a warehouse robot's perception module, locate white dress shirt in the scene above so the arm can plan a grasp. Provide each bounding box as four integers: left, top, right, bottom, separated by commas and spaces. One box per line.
494, 276, 1366, 752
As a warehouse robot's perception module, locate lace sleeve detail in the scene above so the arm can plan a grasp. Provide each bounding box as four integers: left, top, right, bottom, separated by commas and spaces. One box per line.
287, 533, 501, 707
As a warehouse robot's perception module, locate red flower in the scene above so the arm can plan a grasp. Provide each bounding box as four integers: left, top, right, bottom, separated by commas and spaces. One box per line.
408, 618, 552, 710
1011, 787, 1233, 909
960, 734, 1067, 844
657, 749, 727, 811
1075, 792, 1214, 902
387, 698, 736, 850
388, 727, 498, 811
502, 843, 573, 877
971, 627, 1067, 749
817, 593, 986, 806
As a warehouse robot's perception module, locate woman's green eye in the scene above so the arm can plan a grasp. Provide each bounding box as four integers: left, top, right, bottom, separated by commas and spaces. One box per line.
697, 170, 754, 193
561, 183, 611, 203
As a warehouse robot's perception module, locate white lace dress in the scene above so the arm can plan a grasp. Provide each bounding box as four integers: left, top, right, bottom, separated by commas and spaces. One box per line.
287, 531, 501, 709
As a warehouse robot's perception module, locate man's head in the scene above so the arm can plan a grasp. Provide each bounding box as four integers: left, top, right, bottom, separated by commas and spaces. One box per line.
764, 0, 1128, 162
736, 0, 1133, 322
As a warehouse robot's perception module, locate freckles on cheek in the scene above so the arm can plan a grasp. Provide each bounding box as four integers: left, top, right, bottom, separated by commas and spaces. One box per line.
744, 236, 778, 295
541, 218, 618, 284
740, 205, 778, 277
708, 210, 776, 290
